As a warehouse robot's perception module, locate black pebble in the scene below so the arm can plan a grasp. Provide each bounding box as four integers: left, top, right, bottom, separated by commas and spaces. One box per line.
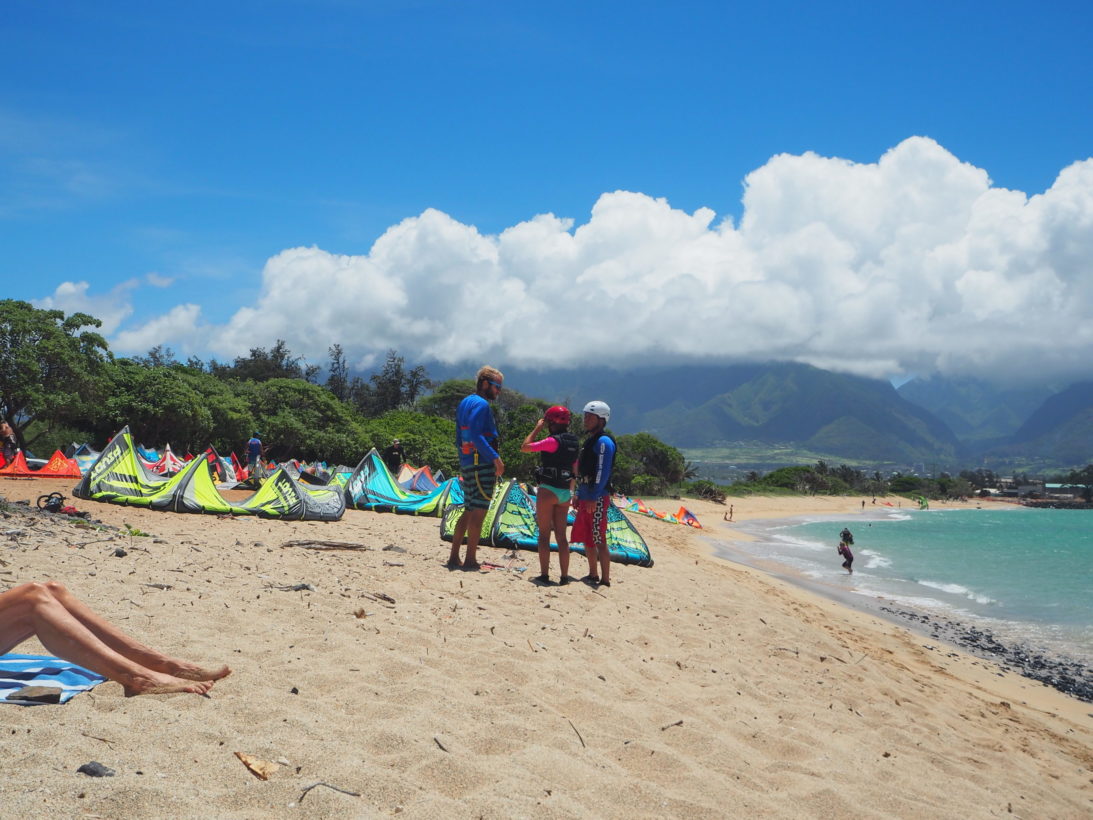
77, 761, 116, 777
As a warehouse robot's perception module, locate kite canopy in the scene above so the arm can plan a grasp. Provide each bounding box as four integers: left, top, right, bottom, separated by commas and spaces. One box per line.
440, 479, 653, 567
66, 443, 101, 474
0, 450, 82, 478
343, 448, 462, 516
73, 426, 345, 521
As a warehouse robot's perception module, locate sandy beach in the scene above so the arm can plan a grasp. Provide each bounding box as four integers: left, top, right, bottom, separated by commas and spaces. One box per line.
1, 478, 1090, 819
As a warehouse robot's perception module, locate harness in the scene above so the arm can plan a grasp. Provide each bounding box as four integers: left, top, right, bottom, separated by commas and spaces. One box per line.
536, 433, 579, 487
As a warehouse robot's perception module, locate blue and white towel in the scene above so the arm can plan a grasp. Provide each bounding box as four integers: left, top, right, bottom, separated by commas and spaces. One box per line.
0, 653, 107, 705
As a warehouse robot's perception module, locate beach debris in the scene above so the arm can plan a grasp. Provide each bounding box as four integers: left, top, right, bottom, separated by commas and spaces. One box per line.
660, 719, 684, 731
113, 547, 128, 558
281, 539, 371, 551
234, 751, 278, 781
360, 591, 396, 606
433, 735, 450, 752
77, 761, 116, 777
298, 781, 362, 802
80, 731, 115, 745
269, 583, 315, 592
353, 609, 374, 619
567, 719, 586, 748
141, 583, 173, 591
382, 544, 406, 553
383, 561, 405, 567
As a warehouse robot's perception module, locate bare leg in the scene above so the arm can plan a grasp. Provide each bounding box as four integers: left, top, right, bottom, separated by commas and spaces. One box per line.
594, 498, 611, 585
463, 507, 487, 567
535, 494, 554, 578
0, 582, 229, 696
551, 502, 570, 580
38, 581, 229, 682
449, 511, 469, 566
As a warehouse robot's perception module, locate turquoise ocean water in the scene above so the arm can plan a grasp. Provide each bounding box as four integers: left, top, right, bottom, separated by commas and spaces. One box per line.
725, 506, 1093, 665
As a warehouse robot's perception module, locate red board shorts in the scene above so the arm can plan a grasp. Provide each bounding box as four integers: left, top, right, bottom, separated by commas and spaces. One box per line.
571, 496, 608, 552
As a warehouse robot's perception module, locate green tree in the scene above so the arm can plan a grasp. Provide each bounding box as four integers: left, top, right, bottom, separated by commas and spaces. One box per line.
240, 378, 366, 463
612, 432, 686, 495
211, 339, 319, 383
326, 344, 349, 402
100, 359, 214, 450
0, 300, 110, 449
360, 410, 458, 474
417, 379, 475, 420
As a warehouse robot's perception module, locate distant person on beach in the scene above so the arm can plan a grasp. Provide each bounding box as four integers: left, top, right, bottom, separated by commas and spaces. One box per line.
838, 540, 854, 573
0, 581, 231, 696
521, 406, 579, 585
448, 366, 505, 570
0, 420, 16, 465
723, 504, 734, 522
382, 439, 405, 474
246, 432, 264, 475
573, 401, 615, 587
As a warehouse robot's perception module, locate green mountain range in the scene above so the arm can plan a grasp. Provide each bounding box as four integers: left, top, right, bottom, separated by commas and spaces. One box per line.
427, 362, 1091, 471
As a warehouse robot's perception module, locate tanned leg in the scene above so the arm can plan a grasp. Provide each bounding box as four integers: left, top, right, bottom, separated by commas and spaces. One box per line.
0, 583, 228, 696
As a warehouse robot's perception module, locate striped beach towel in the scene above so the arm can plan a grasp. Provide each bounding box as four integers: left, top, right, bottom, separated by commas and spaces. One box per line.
0, 654, 106, 705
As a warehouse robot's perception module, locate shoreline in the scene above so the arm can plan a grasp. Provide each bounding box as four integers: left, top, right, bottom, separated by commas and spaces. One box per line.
703, 505, 1093, 704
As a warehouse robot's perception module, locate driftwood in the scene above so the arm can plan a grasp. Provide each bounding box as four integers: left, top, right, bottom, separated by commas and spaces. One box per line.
280, 539, 372, 551
360, 591, 396, 605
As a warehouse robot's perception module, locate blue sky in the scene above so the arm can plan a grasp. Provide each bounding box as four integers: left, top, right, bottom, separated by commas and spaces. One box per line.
3, 1, 1092, 385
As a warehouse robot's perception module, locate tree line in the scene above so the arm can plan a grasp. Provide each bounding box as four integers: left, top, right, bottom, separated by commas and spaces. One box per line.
0, 300, 690, 495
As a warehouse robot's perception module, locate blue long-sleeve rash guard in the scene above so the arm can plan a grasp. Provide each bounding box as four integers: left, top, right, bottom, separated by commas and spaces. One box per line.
576, 434, 615, 501
455, 393, 500, 468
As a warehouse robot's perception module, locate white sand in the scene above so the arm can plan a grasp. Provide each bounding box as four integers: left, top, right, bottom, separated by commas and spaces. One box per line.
1, 478, 1089, 818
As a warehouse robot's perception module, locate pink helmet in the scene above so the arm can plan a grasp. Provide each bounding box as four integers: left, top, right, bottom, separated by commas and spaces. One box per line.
544, 405, 571, 425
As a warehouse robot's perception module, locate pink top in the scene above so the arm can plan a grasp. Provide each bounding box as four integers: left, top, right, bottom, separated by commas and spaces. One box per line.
526, 437, 559, 453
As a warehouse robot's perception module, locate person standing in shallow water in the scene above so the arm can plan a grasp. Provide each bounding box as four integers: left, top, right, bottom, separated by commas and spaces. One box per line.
448, 366, 505, 570
521, 406, 579, 585
573, 401, 615, 587
838, 540, 854, 573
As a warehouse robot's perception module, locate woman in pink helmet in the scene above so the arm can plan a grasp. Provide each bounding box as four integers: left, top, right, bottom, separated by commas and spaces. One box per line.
520, 406, 580, 584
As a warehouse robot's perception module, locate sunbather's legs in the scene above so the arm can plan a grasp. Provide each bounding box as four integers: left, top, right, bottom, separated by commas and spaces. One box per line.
0, 582, 228, 695
38, 581, 229, 682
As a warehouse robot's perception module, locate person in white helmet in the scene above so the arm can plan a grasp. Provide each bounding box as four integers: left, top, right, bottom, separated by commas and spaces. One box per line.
572, 400, 615, 587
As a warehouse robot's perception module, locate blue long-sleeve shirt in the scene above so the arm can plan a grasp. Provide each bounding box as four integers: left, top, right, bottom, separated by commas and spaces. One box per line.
455, 393, 499, 468
576, 434, 615, 501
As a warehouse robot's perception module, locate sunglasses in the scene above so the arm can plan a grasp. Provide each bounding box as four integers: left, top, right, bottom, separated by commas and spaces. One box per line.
487, 380, 503, 390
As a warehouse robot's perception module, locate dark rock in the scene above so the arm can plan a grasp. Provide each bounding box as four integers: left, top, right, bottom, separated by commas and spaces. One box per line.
77, 761, 116, 777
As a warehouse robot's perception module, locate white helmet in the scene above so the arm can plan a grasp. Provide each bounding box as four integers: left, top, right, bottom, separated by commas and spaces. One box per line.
582, 400, 611, 424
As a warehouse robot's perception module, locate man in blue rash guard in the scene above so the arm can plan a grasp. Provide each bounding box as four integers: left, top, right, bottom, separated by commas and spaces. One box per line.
573, 400, 615, 587
447, 365, 505, 569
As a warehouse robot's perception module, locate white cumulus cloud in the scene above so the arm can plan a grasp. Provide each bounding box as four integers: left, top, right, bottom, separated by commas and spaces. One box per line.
91, 136, 1093, 386
35, 280, 135, 335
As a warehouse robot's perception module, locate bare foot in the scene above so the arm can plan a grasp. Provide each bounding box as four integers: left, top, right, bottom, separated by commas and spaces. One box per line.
123, 671, 219, 697
170, 663, 232, 682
